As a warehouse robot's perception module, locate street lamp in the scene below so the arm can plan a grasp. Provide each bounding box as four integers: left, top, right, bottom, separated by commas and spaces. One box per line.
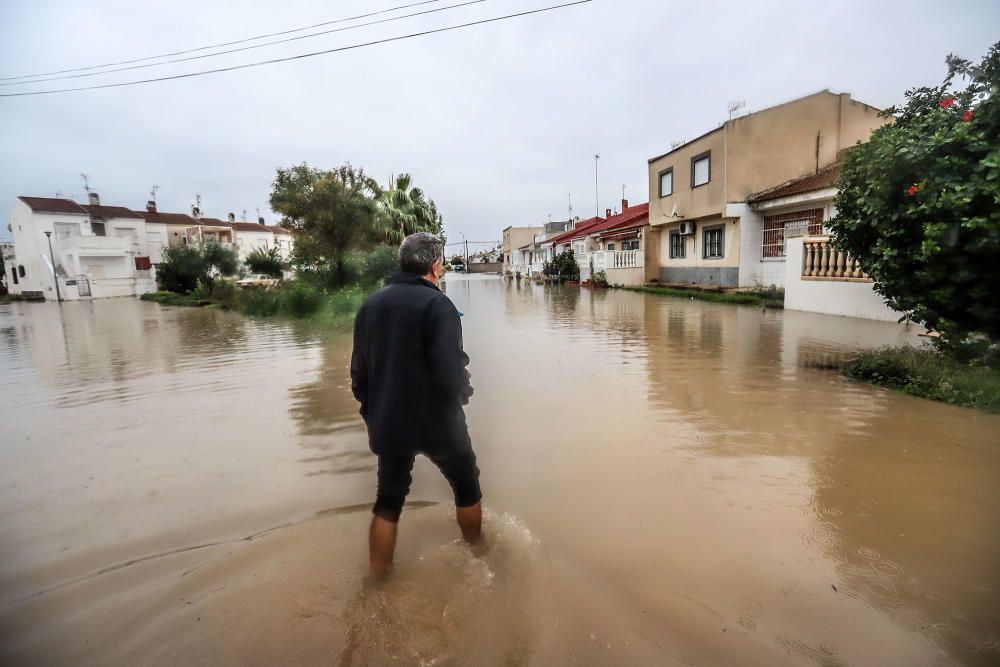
43, 231, 62, 302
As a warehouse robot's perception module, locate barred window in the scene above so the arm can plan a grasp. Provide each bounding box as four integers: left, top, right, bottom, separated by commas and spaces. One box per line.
703, 227, 724, 259
762, 209, 825, 258
669, 232, 685, 259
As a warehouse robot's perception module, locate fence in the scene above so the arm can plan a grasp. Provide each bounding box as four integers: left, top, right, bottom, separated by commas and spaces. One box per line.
802, 237, 870, 282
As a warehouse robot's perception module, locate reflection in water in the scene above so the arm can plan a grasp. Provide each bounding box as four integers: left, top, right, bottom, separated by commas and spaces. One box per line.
1, 279, 998, 666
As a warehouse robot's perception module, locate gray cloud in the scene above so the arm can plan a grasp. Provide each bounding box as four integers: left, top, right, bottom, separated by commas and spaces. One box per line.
2, 0, 998, 245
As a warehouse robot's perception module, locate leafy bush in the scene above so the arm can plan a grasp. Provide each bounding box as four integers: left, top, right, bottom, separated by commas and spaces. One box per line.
157, 245, 206, 293
245, 247, 287, 278
157, 242, 239, 294
591, 270, 608, 287
280, 281, 324, 317
830, 42, 1000, 347
543, 250, 580, 281
238, 289, 281, 317
844, 346, 1000, 412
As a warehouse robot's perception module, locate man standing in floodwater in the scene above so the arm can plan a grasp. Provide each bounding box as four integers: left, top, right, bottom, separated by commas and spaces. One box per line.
350, 232, 482, 577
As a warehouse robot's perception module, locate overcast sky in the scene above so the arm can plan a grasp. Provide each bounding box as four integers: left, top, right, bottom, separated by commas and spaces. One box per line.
1, 0, 997, 246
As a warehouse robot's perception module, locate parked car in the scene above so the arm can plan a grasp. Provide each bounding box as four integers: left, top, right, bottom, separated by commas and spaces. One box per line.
236, 273, 280, 289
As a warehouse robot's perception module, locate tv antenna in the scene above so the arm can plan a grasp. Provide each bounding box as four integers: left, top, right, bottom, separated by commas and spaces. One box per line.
80, 173, 91, 193
150, 184, 160, 202
728, 99, 746, 119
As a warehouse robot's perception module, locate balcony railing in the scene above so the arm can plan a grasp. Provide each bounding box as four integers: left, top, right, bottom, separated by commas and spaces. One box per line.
584, 250, 643, 272
802, 237, 871, 282
56, 235, 130, 254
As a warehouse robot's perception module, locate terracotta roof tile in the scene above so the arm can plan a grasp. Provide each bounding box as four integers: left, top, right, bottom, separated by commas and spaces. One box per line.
229, 221, 272, 232
82, 204, 143, 219
747, 163, 840, 203
18, 196, 87, 214
133, 210, 199, 225
588, 203, 650, 237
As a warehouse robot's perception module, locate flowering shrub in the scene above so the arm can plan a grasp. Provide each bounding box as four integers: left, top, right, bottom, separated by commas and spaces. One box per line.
830, 42, 1000, 345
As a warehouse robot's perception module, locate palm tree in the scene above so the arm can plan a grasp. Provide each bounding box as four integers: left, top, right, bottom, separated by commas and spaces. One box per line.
377, 173, 443, 245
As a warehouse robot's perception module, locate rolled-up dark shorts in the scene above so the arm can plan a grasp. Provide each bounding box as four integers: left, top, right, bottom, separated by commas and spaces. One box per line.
373, 442, 481, 522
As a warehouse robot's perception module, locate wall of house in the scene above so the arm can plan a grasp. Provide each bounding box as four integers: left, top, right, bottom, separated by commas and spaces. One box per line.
9, 201, 91, 297
234, 231, 273, 262
656, 216, 741, 287
725, 91, 887, 202
648, 127, 726, 225
502, 227, 542, 272
144, 223, 168, 263
784, 237, 900, 321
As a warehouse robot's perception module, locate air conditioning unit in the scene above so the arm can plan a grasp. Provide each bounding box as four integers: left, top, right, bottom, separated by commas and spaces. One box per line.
678, 221, 695, 235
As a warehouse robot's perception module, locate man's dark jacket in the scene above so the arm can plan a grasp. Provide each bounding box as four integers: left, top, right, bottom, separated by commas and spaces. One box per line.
350, 272, 473, 456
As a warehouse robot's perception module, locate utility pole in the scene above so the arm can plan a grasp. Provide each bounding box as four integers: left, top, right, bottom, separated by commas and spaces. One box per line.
594, 154, 600, 218
464, 239, 469, 269
43, 231, 62, 302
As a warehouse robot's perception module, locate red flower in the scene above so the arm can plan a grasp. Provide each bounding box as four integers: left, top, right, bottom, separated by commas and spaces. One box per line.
939, 97, 955, 108
963, 109, 974, 122
906, 184, 919, 197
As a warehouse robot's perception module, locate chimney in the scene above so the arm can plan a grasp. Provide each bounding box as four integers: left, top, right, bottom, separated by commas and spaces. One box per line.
606, 208, 612, 218
622, 198, 629, 211
88, 192, 100, 206
146, 200, 157, 213
228, 212, 236, 223
258, 216, 265, 225
191, 205, 200, 218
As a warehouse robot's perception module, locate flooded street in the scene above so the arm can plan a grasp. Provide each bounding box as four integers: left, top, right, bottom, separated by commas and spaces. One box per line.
1, 275, 998, 666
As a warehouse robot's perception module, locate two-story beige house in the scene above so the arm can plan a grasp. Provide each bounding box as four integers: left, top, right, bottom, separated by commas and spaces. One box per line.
502, 225, 542, 275
648, 90, 888, 288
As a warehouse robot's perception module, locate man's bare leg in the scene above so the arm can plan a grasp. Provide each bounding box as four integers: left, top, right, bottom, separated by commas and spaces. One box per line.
456, 501, 482, 543
369, 514, 398, 578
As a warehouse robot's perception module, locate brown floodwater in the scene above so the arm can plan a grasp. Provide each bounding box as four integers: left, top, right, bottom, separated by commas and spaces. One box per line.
0, 275, 998, 666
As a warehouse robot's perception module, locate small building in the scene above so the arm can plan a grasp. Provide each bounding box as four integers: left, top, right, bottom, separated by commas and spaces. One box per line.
7, 194, 156, 300
229, 219, 278, 263
502, 226, 542, 275
648, 90, 888, 288
747, 166, 901, 321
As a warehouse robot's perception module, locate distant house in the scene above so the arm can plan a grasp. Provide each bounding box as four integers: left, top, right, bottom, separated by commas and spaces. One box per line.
6, 193, 156, 300
648, 90, 889, 288
133, 200, 199, 262
502, 226, 542, 275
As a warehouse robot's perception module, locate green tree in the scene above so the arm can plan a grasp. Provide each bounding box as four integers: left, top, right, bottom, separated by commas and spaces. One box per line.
156, 242, 238, 294
270, 163, 382, 287
543, 249, 580, 281
245, 247, 287, 278
830, 42, 1000, 346
201, 241, 239, 290
376, 173, 443, 245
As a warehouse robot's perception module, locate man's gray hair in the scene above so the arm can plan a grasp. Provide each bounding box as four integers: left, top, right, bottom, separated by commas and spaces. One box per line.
399, 232, 444, 275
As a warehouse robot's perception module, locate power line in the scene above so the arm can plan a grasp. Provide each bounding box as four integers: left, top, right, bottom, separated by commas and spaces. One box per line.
0, 0, 448, 82
0, 0, 491, 87
0, 1, 593, 98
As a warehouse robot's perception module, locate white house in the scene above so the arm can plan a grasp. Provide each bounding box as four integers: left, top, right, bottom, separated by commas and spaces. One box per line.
742, 166, 901, 321
229, 220, 276, 262
6, 194, 156, 300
